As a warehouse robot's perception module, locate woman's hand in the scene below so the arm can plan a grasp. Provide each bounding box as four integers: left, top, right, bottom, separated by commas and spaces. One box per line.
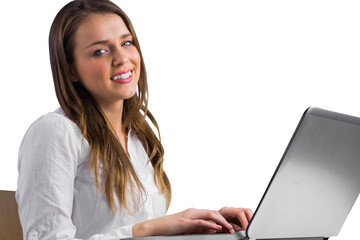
218, 207, 253, 232
132, 208, 235, 237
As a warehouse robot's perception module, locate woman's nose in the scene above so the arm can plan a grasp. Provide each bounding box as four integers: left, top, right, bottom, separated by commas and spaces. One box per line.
112, 48, 129, 66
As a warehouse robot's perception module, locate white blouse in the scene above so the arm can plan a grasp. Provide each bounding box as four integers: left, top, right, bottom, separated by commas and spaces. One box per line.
16, 108, 167, 240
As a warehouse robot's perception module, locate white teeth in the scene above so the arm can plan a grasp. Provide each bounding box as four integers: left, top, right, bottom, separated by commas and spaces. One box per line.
113, 71, 132, 80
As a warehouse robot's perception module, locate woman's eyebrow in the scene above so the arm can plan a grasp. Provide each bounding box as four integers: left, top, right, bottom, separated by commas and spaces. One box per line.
86, 40, 109, 48
86, 33, 132, 48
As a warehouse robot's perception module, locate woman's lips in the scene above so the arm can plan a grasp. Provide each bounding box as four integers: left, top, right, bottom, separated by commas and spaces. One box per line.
111, 69, 133, 84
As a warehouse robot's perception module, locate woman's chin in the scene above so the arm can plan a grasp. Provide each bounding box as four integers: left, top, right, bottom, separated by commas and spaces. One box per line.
121, 87, 137, 100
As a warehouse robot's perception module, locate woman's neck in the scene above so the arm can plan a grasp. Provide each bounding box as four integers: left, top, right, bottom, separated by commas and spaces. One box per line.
99, 100, 126, 138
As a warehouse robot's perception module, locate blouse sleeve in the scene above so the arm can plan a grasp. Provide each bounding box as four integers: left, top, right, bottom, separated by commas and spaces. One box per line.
16, 114, 134, 240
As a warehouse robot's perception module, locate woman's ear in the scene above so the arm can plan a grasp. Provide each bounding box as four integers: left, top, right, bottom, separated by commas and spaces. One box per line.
69, 66, 79, 82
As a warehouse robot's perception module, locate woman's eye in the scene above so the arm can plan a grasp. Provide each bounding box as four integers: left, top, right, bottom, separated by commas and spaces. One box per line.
93, 49, 106, 56
122, 41, 133, 47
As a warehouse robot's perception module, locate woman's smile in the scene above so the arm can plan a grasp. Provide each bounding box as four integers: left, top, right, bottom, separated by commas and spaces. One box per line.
111, 69, 133, 83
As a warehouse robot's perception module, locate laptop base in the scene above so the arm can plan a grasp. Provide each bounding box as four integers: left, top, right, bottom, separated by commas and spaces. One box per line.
122, 232, 329, 240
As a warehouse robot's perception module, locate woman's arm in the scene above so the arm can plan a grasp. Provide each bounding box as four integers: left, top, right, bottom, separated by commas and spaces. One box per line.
132, 207, 254, 236
132, 208, 236, 237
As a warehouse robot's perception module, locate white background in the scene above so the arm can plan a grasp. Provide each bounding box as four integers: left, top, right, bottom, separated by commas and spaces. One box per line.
1, 0, 359, 239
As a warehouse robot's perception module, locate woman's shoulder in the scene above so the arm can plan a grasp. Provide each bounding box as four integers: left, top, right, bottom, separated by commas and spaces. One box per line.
24, 107, 83, 140
31, 107, 77, 128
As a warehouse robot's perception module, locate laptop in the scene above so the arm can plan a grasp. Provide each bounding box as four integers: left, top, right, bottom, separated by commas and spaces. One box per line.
122, 107, 360, 240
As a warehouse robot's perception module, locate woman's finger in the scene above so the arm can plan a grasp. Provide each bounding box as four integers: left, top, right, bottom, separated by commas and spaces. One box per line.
230, 223, 243, 232
188, 219, 223, 231
244, 208, 254, 221
235, 210, 249, 230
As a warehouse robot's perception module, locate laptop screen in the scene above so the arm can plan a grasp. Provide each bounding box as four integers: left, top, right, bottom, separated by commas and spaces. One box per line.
247, 108, 360, 239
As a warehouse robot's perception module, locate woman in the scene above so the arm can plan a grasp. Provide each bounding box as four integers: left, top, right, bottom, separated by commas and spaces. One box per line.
16, 0, 253, 239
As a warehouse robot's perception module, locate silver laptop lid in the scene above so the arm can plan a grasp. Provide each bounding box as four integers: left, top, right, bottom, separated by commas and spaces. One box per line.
247, 107, 360, 239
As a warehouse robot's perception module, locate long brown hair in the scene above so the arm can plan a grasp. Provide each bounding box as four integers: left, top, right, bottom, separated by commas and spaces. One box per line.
49, 0, 171, 213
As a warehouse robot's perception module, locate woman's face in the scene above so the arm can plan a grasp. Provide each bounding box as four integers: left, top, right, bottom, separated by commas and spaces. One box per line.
72, 13, 141, 108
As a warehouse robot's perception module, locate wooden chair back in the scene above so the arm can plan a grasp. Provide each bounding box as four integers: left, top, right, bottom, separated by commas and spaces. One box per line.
0, 190, 23, 240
